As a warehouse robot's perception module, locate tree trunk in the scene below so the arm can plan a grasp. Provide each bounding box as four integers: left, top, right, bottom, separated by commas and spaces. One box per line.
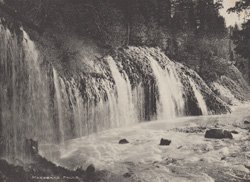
248, 59, 250, 83
126, 0, 131, 46
127, 21, 130, 46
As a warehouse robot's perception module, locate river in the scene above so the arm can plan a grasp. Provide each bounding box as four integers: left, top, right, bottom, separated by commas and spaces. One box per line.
40, 104, 250, 182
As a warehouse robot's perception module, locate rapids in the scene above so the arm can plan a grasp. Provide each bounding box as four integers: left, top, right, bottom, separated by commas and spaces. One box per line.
40, 104, 250, 182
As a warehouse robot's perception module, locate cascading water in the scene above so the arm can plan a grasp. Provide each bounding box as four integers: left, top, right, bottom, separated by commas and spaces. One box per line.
133, 83, 146, 121
107, 56, 136, 126
149, 56, 185, 120
0, 25, 54, 161
103, 83, 120, 128
188, 77, 208, 115
0, 24, 213, 164
67, 78, 84, 137
52, 68, 65, 145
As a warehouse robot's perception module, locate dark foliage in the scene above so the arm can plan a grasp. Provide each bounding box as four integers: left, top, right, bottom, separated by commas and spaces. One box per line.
0, 0, 232, 82
227, 0, 250, 14
2, 0, 226, 46
228, 0, 250, 81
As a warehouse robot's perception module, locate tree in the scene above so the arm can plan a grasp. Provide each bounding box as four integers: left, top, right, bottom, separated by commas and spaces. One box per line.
228, 0, 250, 80
227, 0, 250, 14
196, 0, 226, 36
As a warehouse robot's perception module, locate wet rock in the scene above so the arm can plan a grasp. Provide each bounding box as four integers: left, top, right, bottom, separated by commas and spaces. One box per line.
221, 157, 226, 160
123, 172, 132, 178
205, 129, 233, 139
160, 138, 171, 146
119, 139, 129, 144
86, 164, 95, 174
0, 146, 108, 181
231, 130, 239, 134
0, 160, 30, 182
244, 120, 250, 124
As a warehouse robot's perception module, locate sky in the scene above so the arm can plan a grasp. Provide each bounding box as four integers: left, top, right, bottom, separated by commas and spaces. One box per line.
219, 0, 246, 27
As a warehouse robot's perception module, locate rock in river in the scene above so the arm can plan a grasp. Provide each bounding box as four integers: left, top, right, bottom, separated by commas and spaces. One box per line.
244, 120, 250, 124
160, 138, 171, 146
86, 164, 95, 174
119, 139, 129, 144
205, 129, 233, 139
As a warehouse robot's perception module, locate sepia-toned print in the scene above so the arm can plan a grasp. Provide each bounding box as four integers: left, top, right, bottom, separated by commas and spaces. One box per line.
0, 0, 250, 181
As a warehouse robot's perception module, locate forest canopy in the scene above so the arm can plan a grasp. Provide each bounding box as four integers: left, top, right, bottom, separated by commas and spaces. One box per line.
1, 0, 243, 82
228, 0, 250, 81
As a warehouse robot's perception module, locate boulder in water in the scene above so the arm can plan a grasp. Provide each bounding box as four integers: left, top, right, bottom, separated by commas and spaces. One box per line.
205, 129, 233, 139
119, 139, 129, 144
86, 164, 95, 174
123, 172, 132, 178
160, 138, 171, 146
244, 120, 250, 124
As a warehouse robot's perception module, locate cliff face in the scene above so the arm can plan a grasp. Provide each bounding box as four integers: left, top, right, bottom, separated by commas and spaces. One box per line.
209, 62, 250, 106
112, 46, 231, 115
0, 22, 234, 163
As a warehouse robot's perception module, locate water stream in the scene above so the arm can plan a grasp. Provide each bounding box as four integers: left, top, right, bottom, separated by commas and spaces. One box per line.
188, 77, 208, 115
107, 56, 137, 126
149, 56, 185, 119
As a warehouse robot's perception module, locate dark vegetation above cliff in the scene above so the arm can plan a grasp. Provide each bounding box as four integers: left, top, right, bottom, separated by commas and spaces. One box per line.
0, 0, 248, 84
1, 0, 227, 45
227, 0, 250, 82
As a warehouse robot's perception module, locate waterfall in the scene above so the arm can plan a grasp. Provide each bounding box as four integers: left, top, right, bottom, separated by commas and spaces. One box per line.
0, 25, 54, 161
0, 25, 214, 163
107, 56, 137, 126
133, 83, 145, 122
103, 83, 120, 128
149, 56, 185, 120
67, 79, 84, 137
53, 68, 65, 145
188, 77, 208, 115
